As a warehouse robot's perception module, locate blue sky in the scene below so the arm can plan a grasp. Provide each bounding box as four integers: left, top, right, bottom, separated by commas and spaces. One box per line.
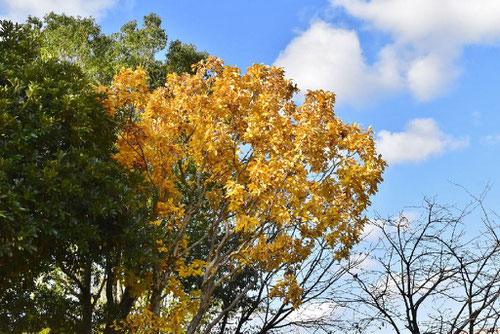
2, 0, 499, 215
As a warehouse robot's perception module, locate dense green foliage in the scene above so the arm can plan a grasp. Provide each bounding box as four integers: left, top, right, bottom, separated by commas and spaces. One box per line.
0, 19, 149, 333
38, 12, 207, 87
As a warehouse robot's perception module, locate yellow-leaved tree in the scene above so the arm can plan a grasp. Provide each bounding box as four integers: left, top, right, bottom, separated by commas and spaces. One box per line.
99, 57, 386, 333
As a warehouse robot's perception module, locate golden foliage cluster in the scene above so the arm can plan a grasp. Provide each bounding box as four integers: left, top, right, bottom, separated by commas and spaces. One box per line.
99, 57, 385, 332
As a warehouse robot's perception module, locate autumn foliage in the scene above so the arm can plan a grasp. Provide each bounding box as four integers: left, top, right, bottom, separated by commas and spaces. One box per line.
99, 56, 386, 332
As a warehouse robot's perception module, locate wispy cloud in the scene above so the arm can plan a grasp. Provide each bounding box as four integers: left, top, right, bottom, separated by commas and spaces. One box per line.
481, 134, 500, 145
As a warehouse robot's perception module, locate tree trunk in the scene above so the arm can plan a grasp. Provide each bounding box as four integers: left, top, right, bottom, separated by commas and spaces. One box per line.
104, 255, 117, 334
186, 279, 215, 334
150, 268, 163, 317
81, 261, 93, 334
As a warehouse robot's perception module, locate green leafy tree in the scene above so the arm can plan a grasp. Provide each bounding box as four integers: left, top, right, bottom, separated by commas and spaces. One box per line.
38, 12, 207, 87
38, 13, 113, 82
0, 20, 150, 333
164, 39, 208, 75
110, 12, 167, 86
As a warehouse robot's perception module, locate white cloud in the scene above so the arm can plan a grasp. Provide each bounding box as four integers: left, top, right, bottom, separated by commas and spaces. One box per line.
0, 0, 117, 22
406, 54, 459, 101
274, 22, 366, 102
361, 221, 383, 241
275, 21, 404, 105
332, 0, 500, 45
276, 0, 500, 104
376, 118, 469, 164
287, 302, 338, 323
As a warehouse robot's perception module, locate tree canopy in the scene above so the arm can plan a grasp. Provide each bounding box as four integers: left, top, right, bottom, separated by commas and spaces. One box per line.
0, 19, 154, 333
101, 57, 386, 333
37, 12, 207, 87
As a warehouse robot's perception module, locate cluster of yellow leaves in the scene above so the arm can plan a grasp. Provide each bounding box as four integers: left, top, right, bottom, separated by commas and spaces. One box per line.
176, 259, 208, 278
269, 272, 304, 308
119, 277, 200, 333
102, 56, 385, 326
96, 67, 150, 116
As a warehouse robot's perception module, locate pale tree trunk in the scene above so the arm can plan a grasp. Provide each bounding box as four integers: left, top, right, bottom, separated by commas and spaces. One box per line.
186, 279, 216, 334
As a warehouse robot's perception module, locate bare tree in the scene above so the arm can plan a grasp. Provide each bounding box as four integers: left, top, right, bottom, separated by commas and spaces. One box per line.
431, 186, 500, 334
334, 189, 500, 334
211, 238, 364, 334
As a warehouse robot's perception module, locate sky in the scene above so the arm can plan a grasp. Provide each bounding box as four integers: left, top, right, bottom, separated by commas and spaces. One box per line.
2, 0, 500, 331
